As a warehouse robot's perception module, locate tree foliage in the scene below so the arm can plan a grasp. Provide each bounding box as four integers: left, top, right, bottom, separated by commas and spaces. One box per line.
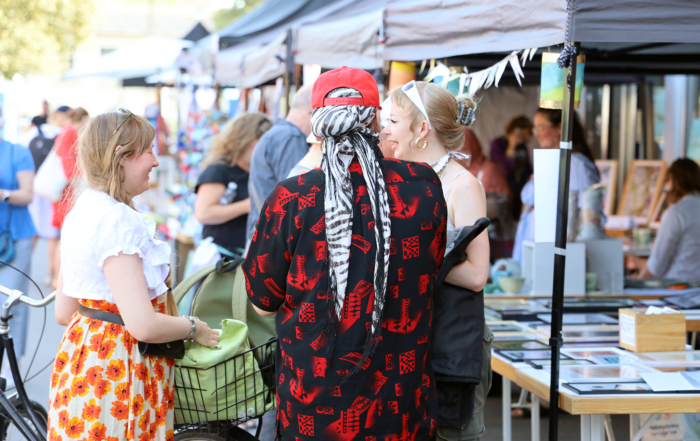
0, 0, 94, 78
212, 0, 265, 31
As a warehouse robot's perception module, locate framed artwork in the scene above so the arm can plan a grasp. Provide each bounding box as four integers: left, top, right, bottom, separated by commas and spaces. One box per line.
617, 160, 668, 225
537, 314, 618, 325
561, 347, 632, 360
648, 191, 668, 229
639, 351, 700, 362
595, 160, 618, 216
527, 358, 595, 369
493, 334, 545, 342
546, 364, 657, 383
563, 382, 653, 395
496, 350, 571, 363
492, 340, 549, 351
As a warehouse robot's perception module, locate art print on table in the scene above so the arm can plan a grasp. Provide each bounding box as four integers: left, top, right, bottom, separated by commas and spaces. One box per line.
537, 314, 618, 325
493, 334, 544, 342
527, 358, 595, 369
497, 350, 571, 362
590, 354, 641, 365
640, 351, 700, 362
550, 364, 657, 383
492, 340, 549, 351
563, 382, 652, 395
489, 324, 528, 333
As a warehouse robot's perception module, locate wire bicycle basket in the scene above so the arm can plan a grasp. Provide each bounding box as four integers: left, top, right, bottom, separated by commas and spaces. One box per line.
173, 338, 277, 430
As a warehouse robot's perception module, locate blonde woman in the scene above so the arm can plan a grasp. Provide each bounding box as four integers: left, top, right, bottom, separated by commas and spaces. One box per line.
195, 113, 272, 256
384, 81, 491, 441
49, 110, 219, 441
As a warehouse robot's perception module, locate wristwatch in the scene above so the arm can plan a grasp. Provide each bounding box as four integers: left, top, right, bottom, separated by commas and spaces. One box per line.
2, 191, 9, 202
184, 316, 197, 341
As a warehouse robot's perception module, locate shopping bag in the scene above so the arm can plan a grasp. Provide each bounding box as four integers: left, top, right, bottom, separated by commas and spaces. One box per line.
34, 149, 67, 202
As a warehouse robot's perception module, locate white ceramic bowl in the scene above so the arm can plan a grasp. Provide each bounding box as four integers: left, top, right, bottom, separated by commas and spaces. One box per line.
498, 276, 526, 294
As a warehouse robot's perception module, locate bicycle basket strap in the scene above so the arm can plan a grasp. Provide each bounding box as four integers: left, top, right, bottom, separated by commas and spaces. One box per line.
231, 265, 248, 323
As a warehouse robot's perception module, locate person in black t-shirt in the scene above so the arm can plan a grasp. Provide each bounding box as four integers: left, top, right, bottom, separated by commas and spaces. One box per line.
195, 113, 272, 256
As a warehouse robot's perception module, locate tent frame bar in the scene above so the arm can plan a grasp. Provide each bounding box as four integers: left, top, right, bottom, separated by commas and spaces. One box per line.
547, 42, 578, 441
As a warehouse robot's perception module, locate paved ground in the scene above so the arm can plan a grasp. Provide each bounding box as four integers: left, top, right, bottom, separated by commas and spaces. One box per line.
19, 240, 636, 441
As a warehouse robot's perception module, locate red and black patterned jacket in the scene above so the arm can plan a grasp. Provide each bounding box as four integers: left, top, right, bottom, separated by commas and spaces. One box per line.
244, 158, 447, 441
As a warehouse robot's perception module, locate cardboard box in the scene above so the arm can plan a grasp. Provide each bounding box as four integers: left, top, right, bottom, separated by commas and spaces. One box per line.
618, 308, 686, 353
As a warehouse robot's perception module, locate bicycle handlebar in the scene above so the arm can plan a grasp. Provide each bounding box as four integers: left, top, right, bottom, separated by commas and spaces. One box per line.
0, 285, 56, 334
0, 285, 56, 308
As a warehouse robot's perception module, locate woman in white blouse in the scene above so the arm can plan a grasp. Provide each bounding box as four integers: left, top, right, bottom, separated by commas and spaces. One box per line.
49, 110, 218, 441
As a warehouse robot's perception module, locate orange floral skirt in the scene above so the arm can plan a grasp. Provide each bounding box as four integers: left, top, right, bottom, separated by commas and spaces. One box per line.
47, 295, 175, 441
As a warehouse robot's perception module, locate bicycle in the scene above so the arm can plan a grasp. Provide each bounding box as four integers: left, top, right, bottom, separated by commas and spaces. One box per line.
0, 284, 55, 441
173, 338, 277, 441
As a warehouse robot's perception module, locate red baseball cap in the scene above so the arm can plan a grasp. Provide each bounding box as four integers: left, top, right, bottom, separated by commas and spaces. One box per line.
311, 66, 381, 109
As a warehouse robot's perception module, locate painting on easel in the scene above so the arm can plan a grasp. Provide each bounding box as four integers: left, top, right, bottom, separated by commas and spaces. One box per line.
617, 160, 667, 226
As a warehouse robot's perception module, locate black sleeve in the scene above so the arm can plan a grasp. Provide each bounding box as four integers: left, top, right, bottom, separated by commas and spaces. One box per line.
195, 164, 229, 193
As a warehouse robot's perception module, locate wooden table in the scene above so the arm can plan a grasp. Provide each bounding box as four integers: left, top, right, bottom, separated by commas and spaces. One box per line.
492, 352, 700, 441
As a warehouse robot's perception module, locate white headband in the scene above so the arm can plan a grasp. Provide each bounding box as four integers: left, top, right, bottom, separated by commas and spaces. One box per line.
402, 81, 432, 130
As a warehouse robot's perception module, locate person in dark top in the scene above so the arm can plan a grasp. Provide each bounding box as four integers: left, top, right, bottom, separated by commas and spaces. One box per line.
244, 67, 447, 440
490, 116, 533, 220
195, 113, 272, 256
246, 85, 313, 244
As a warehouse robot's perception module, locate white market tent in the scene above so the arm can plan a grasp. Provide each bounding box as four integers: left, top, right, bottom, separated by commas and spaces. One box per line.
215, 0, 700, 87
64, 35, 193, 80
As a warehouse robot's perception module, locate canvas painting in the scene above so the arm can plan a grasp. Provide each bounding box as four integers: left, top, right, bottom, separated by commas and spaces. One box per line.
648, 191, 668, 230
595, 160, 618, 216
617, 160, 667, 225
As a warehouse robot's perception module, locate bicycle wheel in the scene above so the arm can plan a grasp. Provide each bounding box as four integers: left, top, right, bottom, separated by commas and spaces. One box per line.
175, 425, 258, 441
3, 399, 47, 441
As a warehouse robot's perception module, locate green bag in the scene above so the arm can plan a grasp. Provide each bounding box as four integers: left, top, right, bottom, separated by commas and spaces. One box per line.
173, 256, 277, 351
173, 319, 275, 423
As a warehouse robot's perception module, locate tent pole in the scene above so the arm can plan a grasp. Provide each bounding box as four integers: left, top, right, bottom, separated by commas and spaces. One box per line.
548, 42, 578, 441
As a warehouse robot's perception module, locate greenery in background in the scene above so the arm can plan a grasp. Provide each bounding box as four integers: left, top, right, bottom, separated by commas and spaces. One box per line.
213, 0, 265, 30
0, 0, 94, 78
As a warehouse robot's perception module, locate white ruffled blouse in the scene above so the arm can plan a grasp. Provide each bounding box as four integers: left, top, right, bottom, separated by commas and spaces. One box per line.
60, 188, 171, 303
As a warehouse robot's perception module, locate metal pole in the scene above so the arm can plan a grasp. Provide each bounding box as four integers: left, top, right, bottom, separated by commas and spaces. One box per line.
548, 42, 578, 441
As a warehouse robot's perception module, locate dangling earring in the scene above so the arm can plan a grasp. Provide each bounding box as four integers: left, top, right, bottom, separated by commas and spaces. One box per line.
120, 174, 125, 183
415, 137, 428, 150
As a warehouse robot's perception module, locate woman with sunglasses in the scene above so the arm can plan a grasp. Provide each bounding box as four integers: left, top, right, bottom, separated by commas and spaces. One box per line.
49, 110, 219, 441
383, 81, 492, 441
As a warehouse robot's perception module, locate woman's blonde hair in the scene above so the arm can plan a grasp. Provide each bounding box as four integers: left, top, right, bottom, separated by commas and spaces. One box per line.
69, 107, 89, 125
78, 112, 155, 209
390, 81, 477, 151
201, 113, 272, 168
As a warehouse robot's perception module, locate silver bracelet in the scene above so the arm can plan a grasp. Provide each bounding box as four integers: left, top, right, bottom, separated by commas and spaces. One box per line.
184, 316, 196, 341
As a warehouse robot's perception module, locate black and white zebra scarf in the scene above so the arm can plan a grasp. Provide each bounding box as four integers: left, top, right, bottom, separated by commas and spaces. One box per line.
311, 87, 391, 379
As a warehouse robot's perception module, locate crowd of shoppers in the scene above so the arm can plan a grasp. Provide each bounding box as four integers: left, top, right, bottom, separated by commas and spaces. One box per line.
24, 62, 640, 441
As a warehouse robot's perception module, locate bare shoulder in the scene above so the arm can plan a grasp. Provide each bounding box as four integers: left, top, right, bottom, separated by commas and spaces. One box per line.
453, 168, 485, 199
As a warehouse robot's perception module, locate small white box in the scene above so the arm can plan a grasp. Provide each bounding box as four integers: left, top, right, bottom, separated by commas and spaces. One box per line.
522, 241, 586, 295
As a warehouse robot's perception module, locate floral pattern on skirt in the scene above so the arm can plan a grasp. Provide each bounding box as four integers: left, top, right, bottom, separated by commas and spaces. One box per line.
48, 294, 175, 441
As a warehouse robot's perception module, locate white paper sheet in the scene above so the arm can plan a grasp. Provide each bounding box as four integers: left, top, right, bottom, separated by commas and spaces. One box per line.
619, 313, 636, 346
534, 149, 561, 243
642, 372, 700, 392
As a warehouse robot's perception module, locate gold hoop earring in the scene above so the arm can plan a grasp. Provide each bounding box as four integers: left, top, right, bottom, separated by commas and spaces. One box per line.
415, 137, 428, 150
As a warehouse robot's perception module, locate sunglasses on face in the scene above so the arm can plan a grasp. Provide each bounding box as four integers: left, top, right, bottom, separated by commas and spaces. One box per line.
108, 108, 141, 141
